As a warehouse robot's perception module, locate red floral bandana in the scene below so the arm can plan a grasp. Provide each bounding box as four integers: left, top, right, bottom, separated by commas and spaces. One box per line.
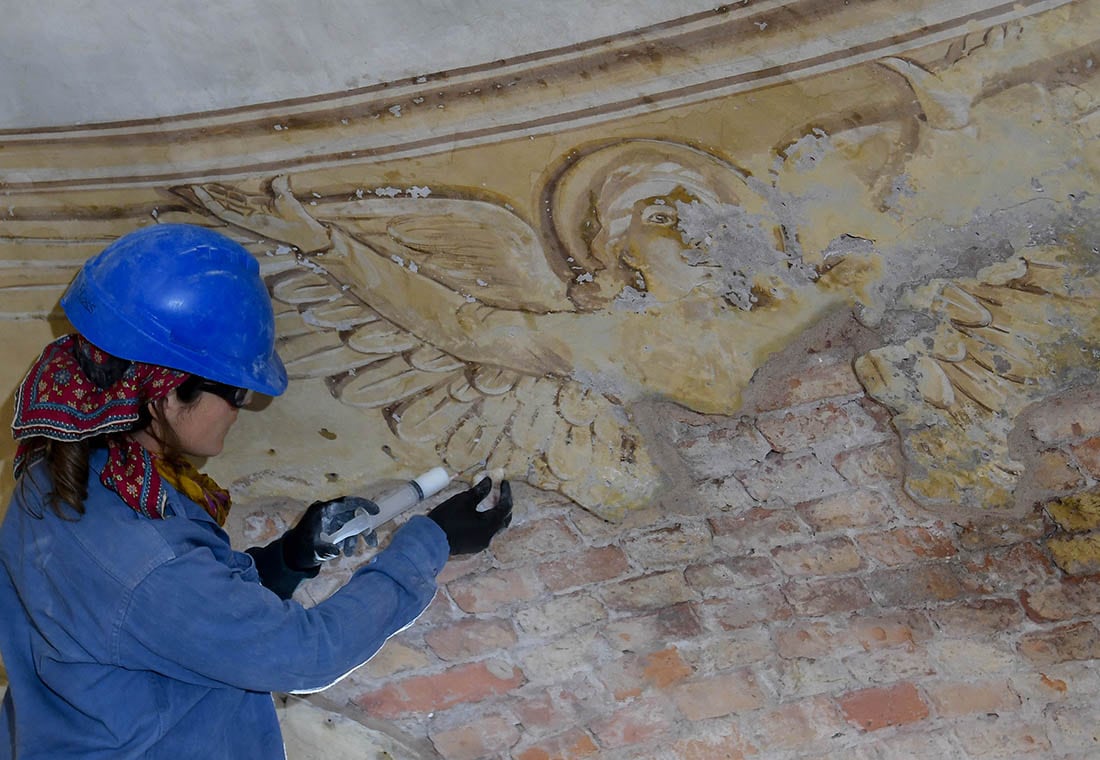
12, 334, 189, 519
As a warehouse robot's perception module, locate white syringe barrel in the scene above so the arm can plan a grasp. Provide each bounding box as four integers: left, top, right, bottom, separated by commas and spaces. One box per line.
373, 467, 451, 525
320, 466, 451, 545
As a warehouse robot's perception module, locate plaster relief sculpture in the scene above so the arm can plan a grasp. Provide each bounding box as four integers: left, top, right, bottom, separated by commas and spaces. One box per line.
176, 141, 872, 518
3, 3, 1096, 524
848, 14, 1100, 515
855, 246, 1100, 512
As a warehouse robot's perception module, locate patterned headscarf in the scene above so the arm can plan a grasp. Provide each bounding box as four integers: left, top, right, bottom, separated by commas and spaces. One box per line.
13, 334, 198, 520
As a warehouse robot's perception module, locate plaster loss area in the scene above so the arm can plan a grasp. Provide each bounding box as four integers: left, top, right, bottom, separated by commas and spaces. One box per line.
2, 0, 1100, 756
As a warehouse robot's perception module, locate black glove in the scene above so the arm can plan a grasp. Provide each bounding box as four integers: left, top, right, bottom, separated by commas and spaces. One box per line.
282, 496, 380, 571
427, 478, 513, 556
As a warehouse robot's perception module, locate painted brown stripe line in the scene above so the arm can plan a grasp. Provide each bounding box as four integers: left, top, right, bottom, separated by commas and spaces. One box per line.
0, 1, 792, 137
0, 0, 1006, 144
0, 0, 1074, 191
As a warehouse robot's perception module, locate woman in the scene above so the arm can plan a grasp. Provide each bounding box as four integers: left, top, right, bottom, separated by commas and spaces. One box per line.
0, 224, 512, 758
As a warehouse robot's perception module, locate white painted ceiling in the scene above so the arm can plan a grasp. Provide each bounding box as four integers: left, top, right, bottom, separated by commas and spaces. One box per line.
1, 0, 719, 129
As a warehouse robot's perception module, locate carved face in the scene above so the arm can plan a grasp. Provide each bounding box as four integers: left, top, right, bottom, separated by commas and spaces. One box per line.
551, 140, 781, 307
608, 192, 715, 302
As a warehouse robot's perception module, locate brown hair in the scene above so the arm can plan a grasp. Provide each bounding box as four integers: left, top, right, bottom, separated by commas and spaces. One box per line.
19, 375, 203, 519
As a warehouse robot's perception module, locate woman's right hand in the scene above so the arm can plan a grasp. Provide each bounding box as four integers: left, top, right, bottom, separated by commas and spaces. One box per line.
282, 496, 378, 569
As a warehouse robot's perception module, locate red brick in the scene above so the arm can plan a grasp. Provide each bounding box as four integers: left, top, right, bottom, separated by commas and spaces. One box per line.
1020, 577, 1100, 622
430, 713, 519, 760
738, 452, 848, 504
751, 359, 864, 411
774, 621, 841, 659
671, 670, 766, 720
847, 611, 933, 651
356, 661, 525, 718
783, 577, 871, 617
751, 696, 847, 751
423, 617, 517, 661
1069, 437, 1100, 478
843, 645, 936, 684
600, 571, 696, 613
671, 723, 755, 759
685, 556, 780, 596
771, 537, 862, 576
515, 729, 600, 760
672, 416, 771, 481
1031, 449, 1086, 492
795, 489, 894, 532
622, 523, 713, 566
362, 639, 432, 678
491, 516, 581, 564
767, 656, 860, 699
517, 629, 601, 684
928, 598, 1024, 637
642, 646, 694, 688
514, 592, 606, 638
755, 401, 883, 454
603, 603, 702, 654
708, 508, 812, 551
856, 525, 957, 566
538, 546, 630, 592
961, 542, 1056, 595
690, 628, 775, 671
955, 514, 1047, 549
704, 585, 794, 629
865, 563, 965, 607
774, 613, 930, 660
838, 682, 930, 731
1018, 622, 1100, 666
1028, 393, 1100, 443
832, 442, 905, 486
587, 696, 676, 748
923, 679, 1021, 717
512, 689, 576, 734
447, 567, 541, 613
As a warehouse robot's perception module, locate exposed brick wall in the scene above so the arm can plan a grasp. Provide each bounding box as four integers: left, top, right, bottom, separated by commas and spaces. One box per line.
271, 356, 1100, 759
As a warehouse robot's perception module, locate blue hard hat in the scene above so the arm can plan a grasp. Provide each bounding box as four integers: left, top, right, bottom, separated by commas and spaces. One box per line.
61, 224, 288, 396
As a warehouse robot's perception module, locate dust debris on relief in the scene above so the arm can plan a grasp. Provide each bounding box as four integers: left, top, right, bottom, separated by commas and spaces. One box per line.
2, 2, 1099, 527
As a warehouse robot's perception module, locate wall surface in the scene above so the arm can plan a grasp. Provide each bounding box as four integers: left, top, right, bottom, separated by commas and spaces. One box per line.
2, 1, 1100, 757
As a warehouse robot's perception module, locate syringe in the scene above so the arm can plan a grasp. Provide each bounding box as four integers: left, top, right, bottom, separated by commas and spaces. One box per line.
320, 467, 452, 546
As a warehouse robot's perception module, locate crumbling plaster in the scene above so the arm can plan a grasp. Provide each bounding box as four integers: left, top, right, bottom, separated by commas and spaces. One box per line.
3, 1, 1100, 757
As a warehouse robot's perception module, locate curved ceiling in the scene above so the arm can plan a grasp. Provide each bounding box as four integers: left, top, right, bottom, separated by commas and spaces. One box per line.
1, 0, 718, 129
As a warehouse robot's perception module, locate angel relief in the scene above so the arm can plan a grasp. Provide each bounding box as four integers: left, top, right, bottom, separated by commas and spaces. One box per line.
174, 139, 870, 518
854, 246, 1100, 513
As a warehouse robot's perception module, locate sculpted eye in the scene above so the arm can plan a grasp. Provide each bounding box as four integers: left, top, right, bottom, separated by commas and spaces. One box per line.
641, 204, 678, 227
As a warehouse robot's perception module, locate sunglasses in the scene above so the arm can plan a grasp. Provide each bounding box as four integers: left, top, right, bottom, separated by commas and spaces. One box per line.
195, 379, 251, 409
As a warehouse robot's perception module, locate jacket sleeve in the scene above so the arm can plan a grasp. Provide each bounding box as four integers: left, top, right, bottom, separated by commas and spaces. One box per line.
114, 515, 449, 694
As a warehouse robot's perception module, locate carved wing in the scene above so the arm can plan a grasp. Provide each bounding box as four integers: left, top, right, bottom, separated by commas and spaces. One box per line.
855, 247, 1100, 510
310, 197, 575, 313
264, 263, 658, 520
878, 22, 1027, 130
173, 179, 661, 519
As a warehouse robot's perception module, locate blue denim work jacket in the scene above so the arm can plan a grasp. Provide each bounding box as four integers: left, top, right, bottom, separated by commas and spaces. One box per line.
0, 449, 448, 758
